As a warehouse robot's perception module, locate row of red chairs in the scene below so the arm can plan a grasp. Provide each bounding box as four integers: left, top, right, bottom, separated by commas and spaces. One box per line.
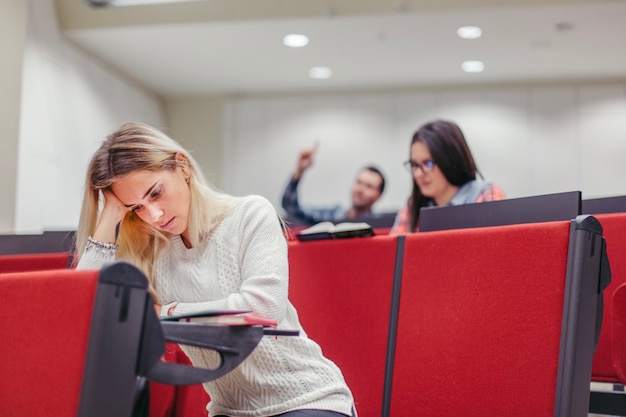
0, 211, 623, 416
288, 215, 607, 417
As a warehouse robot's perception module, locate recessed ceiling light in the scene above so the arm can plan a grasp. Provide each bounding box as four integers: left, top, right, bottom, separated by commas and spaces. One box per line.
555, 22, 574, 32
461, 60, 485, 73
283, 34, 309, 48
85, 0, 203, 6
309, 67, 332, 80
457, 26, 482, 40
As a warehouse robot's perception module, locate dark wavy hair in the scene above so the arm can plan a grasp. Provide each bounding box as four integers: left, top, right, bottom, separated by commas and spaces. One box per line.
408, 120, 481, 232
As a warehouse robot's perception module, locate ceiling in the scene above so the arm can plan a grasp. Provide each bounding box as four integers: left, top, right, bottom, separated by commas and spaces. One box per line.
56, 0, 626, 97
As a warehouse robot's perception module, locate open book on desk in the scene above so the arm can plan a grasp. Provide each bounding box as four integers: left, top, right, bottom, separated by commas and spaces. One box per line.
296, 221, 375, 242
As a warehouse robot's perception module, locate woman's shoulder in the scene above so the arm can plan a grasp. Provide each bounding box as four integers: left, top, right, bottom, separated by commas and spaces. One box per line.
475, 180, 506, 202
219, 195, 283, 237
453, 179, 505, 205
236, 194, 275, 210
225, 195, 278, 220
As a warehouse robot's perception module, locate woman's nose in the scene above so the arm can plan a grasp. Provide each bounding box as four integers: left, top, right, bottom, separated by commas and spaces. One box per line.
145, 204, 163, 224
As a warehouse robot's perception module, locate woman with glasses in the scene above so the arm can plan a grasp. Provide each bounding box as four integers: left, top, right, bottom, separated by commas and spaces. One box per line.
390, 120, 505, 234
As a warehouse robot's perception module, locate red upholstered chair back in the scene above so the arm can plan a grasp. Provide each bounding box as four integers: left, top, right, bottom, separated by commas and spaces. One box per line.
288, 235, 399, 417
0, 252, 70, 273
611, 283, 626, 384
391, 220, 592, 417
0, 268, 99, 417
591, 213, 626, 383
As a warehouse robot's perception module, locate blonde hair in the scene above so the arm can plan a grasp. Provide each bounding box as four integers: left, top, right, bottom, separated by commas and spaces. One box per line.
75, 122, 234, 290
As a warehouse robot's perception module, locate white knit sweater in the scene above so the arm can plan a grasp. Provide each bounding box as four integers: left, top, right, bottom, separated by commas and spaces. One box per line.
77, 195, 355, 417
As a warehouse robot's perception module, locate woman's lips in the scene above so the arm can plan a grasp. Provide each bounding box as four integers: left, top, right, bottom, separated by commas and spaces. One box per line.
160, 217, 175, 230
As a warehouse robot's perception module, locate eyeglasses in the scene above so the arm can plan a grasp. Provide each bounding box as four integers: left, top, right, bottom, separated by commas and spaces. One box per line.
403, 159, 436, 174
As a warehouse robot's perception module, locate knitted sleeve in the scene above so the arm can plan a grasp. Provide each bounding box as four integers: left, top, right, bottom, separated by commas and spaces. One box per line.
74, 239, 117, 270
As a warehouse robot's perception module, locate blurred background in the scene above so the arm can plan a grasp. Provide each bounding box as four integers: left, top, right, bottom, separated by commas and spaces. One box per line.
2, 0, 626, 233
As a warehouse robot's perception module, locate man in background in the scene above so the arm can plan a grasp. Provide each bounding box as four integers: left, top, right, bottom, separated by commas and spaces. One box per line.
281, 144, 385, 226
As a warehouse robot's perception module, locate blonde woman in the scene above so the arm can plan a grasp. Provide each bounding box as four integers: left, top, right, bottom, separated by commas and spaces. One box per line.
75, 122, 356, 417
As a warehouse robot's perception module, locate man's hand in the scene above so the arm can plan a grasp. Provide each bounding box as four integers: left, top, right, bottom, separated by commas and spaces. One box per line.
294, 142, 319, 180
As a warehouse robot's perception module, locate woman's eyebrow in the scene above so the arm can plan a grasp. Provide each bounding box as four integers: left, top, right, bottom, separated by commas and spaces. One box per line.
123, 182, 158, 208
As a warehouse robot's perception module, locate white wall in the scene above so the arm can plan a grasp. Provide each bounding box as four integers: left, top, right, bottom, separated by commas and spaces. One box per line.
164, 96, 224, 187
221, 84, 626, 215
0, 1, 27, 233
14, 0, 166, 233
9, 2, 626, 233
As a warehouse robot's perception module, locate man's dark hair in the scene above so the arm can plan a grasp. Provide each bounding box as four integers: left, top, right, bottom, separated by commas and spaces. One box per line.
363, 166, 386, 195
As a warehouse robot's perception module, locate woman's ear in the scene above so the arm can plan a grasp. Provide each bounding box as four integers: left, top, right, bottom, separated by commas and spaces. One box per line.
174, 152, 189, 166
175, 152, 190, 179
